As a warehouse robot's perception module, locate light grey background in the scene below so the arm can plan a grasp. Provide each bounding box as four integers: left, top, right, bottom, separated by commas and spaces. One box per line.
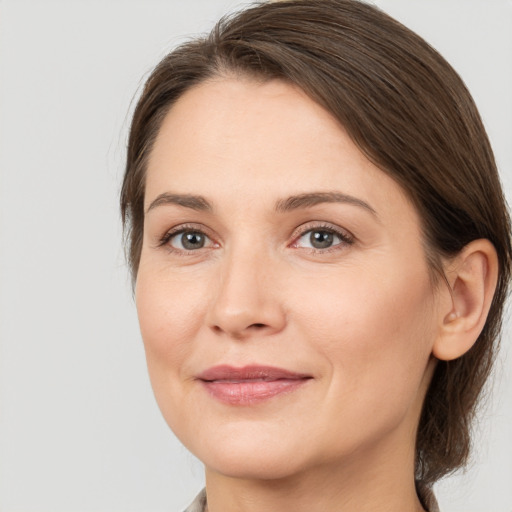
0, 1, 510, 511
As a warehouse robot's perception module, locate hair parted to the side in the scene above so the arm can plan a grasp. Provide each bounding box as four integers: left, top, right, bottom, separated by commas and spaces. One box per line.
121, 0, 511, 489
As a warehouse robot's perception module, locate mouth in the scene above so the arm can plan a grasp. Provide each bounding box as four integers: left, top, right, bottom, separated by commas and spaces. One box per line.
196, 365, 312, 406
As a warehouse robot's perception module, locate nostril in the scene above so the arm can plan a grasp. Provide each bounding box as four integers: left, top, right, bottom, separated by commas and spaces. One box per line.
250, 323, 267, 329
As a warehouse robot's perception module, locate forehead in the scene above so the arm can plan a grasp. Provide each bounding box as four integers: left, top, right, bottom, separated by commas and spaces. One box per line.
145, 77, 414, 221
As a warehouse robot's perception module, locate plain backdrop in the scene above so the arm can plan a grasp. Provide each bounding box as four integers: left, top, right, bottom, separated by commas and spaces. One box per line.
0, 1, 511, 511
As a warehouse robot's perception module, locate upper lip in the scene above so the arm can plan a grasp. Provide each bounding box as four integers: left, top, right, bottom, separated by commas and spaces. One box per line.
197, 365, 311, 382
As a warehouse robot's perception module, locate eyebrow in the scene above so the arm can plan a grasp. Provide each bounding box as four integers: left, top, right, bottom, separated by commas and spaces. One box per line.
146, 193, 212, 214
145, 191, 377, 217
274, 192, 377, 217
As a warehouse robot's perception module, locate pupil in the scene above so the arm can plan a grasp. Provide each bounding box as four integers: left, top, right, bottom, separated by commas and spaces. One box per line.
182, 232, 205, 250
310, 230, 333, 249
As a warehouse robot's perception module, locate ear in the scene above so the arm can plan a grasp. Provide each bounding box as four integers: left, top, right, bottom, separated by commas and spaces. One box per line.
433, 239, 499, 361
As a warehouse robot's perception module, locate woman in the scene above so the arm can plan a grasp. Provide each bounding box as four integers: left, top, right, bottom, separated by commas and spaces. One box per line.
121, 1, 511, 510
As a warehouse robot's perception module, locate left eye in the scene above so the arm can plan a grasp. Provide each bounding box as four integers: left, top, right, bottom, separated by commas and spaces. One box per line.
295, 229, 346, 250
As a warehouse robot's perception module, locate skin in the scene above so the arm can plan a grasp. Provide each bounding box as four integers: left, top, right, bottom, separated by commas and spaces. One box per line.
136, 77, 451, 512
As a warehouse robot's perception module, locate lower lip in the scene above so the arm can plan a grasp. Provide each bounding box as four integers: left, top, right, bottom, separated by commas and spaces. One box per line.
201, 379, 310, 405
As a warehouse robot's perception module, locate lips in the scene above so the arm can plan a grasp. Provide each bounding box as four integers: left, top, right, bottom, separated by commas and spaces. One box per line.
196, 365, 312, 405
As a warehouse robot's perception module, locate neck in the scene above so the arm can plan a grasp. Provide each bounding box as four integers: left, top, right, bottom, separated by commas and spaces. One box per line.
204, 427, 426, 512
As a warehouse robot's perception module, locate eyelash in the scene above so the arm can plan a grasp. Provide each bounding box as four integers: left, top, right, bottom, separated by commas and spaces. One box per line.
157, 222, 354, 255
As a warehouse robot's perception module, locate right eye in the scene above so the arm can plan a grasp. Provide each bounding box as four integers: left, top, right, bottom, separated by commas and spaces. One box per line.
167, 230, 214, 251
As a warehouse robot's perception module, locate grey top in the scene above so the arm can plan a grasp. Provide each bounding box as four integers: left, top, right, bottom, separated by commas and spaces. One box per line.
183, 489, 207, 512
184, 486, 440, 512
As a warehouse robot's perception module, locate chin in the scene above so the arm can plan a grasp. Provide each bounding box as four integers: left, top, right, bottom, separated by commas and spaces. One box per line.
186, 425, 312, 481
204, 451, 306, 481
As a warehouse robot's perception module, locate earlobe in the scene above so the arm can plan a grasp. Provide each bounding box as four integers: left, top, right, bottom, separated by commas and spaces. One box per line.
433, 239, 498, 361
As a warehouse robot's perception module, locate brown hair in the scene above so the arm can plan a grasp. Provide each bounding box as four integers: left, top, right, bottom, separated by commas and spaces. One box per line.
121, 0, 511, 489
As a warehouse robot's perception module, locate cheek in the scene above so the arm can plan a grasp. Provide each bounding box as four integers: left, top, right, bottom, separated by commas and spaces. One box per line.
135, 265, 209, 389
285, 264, 437, 457
135, 264, 218, 438
292, 263, 436, 402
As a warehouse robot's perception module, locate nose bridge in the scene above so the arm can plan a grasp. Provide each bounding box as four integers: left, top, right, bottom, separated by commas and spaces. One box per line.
207, 237, 285, 338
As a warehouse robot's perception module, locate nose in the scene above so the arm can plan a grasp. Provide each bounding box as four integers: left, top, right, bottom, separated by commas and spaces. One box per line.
206, 247, 286, 339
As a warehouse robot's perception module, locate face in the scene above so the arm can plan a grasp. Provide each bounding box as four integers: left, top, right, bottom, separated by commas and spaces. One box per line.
136, 78, 440, 481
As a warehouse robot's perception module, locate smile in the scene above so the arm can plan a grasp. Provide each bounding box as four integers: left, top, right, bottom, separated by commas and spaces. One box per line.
197, 365, 312, 405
